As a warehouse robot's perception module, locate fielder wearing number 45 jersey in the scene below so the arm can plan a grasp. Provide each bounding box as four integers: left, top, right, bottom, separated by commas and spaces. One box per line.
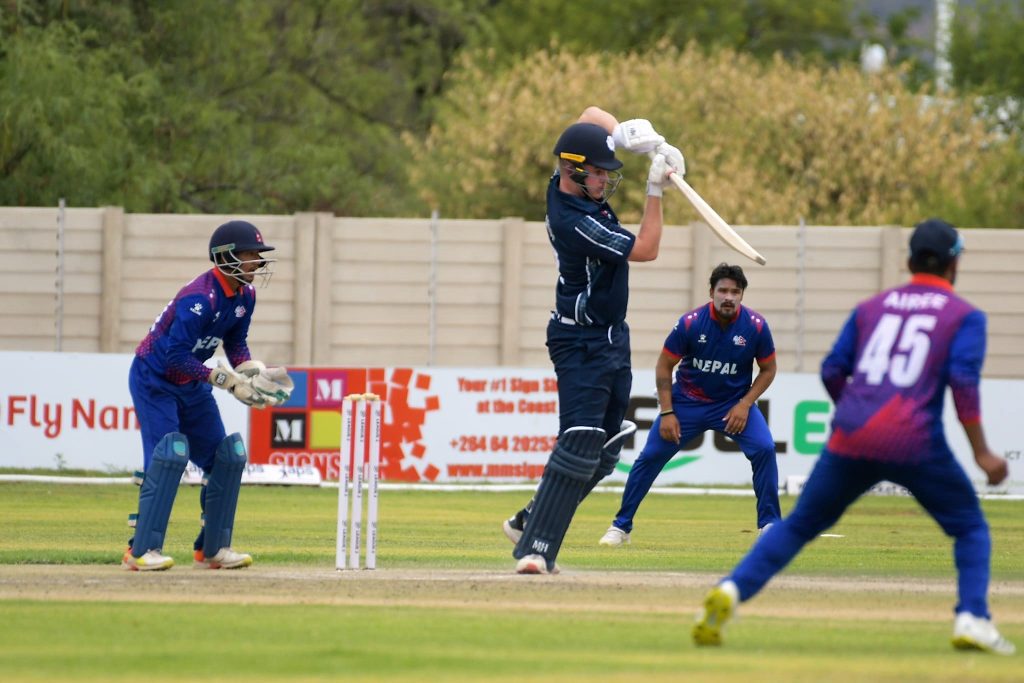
693, 219, 1015, 656
823, 275, 984, 464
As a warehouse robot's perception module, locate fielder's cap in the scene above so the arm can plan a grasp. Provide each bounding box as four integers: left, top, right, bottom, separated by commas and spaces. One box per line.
209, 220, 275, 263
553, 122, 623, 171
909, 218, 963, 265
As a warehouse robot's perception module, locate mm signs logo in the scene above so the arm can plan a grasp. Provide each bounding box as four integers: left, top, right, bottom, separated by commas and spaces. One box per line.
246, 367, 441, 482
312, 374, 346, 405
271, 413, 305, 447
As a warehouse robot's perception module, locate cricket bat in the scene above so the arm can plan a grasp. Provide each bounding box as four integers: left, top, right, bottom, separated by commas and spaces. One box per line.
661, 164, 767, 266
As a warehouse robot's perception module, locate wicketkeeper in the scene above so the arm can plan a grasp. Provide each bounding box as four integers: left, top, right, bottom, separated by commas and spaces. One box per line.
123, 220, 293, 571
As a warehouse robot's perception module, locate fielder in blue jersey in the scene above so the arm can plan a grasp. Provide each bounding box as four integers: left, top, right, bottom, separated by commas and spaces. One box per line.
503, 107, 687, 574
123, 220, 293, 572
693, 219, 1015, 655
598, 263, 781, 547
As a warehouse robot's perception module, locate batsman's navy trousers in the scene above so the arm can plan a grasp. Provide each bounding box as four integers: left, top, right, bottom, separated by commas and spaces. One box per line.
129, 357, 226, 472
614, 403, 782, 531
730, 449, 992, 617
547, 318, 631, 437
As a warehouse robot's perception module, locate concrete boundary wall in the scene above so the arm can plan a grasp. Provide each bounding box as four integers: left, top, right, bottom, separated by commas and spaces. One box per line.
2, 207, 1022, 378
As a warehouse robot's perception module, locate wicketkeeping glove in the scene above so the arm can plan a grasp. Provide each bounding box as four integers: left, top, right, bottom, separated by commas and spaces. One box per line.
234, 359, 267, 377
612, 119, 664, 155
647, 153, 669, 197
208, 361, 268, 409
251, 367, 295, 406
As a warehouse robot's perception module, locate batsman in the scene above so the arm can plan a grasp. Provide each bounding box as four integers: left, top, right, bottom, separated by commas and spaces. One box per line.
503, 107, 685, 574
122, 220, 294, 571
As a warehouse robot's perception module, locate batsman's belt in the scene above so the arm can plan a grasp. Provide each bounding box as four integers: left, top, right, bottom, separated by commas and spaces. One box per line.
552, 313, 580, 326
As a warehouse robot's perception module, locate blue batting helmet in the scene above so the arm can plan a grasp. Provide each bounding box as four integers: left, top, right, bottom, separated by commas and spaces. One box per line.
553, 123, 623, 171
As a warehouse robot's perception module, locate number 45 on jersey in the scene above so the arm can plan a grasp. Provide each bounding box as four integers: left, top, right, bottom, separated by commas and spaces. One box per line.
858, 314, 936, 387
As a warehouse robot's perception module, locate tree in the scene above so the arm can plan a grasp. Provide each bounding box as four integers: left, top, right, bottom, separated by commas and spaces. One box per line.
0, 0, 488, 214
0, 20, 149, 207
409, 44, 1024, 228
6, 1, 1017, 218
951, 0, 1024, 98
468, 0, 856, 64
950, 0, 1024, 134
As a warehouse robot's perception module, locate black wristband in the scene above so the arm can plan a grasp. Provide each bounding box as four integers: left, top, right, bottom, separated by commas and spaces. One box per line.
659, 409, 674, 416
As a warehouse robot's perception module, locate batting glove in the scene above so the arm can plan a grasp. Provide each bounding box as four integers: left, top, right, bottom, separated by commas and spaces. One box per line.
656, 142, 686, 176
612, 119, 664, 155
647, 153, 669, 197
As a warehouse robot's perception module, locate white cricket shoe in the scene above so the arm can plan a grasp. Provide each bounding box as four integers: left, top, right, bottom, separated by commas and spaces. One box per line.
122, 548, 174, 572
952, 612, 1016, 655
515, 554, 554, 575
758, 522, 774, 538
598, 526, 630, 546
693, 580, 739, 646
193, 547, 253, 570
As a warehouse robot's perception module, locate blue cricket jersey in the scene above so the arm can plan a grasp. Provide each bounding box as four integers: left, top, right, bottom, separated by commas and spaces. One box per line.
821, 274, 985, 463
136, 268, 256, 384
664, 303, 775, 405
545, 172, 636, 326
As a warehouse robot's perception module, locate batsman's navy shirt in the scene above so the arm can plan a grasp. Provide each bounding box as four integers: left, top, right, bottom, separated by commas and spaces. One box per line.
135, 268, 255, 384
821, 274, 984, 464
545, 172, 636, 326
664, 303, 775, 405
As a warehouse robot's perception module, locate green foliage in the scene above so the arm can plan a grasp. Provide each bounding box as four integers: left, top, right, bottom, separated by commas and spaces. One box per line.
0, 0, 488, 214
468, 0, 857, 64
411, 44, 1024, 227
951, 0, 1024, 99
852, 4, 934, 90
2, 1, 1022, 222
0, 1, 867, 216
0, 22, 144, 206
950, 0, 1024, 137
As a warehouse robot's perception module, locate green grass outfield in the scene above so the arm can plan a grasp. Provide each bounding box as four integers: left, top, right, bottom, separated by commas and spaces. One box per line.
0, 481, 1021, 681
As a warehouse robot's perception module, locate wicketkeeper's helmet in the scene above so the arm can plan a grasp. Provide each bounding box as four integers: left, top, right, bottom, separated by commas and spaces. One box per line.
209, 220, 276, 288
209, 221, 275, 260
